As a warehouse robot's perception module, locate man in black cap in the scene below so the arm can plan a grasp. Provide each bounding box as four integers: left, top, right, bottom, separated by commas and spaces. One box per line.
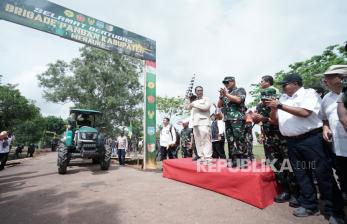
265, 73, 345, 223
252, 87, 299, 205
217, 76, 247, 167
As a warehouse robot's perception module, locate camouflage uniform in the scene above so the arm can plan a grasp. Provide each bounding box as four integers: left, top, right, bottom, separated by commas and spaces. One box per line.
256, 88, 297, 193
180, 127, 193, 158
244, 121, 254, 160
221, 87, 248, 159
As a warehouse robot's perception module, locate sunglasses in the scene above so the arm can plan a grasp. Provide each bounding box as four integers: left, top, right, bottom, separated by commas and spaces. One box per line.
223, 81, 234, 84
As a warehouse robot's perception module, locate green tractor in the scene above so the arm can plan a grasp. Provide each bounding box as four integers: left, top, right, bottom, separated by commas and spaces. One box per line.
57, 109, 111, 174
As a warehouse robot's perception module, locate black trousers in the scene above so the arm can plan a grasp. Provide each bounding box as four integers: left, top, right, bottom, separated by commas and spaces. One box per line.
286, 132, 344, 217
0, 152, 9, 170
334, 155, 347, 193
117, 149, 126, 165
212, 140, 226, 159
27, 149, 35, 157
181, 147, 192, 158
160, 146, 175, 161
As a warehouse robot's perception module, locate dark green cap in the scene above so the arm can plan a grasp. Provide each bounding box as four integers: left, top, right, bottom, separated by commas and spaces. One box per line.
222, 76, 235, 84
260, 88, 277, 99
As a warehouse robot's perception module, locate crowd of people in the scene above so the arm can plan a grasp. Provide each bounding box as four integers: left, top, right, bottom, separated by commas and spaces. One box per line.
159, 65, 347, 224
0, 130, 47, 170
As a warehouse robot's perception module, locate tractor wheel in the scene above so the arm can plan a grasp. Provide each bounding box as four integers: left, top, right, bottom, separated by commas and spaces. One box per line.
100, 146, 111, 170
57, 146, 69, 174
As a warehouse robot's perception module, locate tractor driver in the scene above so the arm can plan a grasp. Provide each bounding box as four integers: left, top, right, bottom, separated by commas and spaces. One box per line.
77, 114, 92, 127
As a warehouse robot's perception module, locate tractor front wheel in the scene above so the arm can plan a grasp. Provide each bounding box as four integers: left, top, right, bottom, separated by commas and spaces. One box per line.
100, 146, 111, 170
57, 146, 69, 174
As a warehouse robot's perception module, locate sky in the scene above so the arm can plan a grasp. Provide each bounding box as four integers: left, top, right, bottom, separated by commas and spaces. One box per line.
1, 0, 347, 121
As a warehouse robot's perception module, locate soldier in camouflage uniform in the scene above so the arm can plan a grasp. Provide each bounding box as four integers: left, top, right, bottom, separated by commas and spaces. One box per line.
244, 113, 254, 160
252, 87, 298, 204
217, 76, 248, 167
180, 121, 193, 158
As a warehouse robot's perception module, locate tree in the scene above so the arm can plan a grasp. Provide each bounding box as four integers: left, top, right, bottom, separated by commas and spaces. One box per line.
0, 83, 40, 131
13, 116, 45, 145
247, 84, 262, 108
156, 96, 186, 120
43, 116, 66, 135
37, 46, 144, 136
248, 43, 347, 106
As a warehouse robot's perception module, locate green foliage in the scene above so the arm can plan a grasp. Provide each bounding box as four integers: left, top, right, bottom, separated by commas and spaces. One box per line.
248, 43, 347, 106
37, 46, 144, 137
0, 76, 67, 146
0, 84, 40, 131
274, 45, 347, 89
247, 84, 262, 108
13, 116, 45, 145
43, 116, 65, 135
38, 116, 66, 147
156, 96, 186, 120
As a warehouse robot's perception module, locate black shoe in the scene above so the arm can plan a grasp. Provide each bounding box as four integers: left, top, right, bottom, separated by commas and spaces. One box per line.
328, 215, 345, 224
192, 157, 200, 161
231, 159, 238, 168
226, 159, 238, 168
293, 207, 318, 217
274, 192, 291, 203
289, 195, 300, 208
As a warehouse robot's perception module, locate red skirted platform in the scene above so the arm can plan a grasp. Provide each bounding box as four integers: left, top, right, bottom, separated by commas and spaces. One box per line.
163, 158, 280, 209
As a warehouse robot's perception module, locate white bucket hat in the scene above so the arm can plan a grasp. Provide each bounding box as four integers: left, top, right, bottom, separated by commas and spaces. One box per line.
324, 65, 347, 76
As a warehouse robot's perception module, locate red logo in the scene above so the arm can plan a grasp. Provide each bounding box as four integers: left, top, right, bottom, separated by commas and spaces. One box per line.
147, 96, 155, 104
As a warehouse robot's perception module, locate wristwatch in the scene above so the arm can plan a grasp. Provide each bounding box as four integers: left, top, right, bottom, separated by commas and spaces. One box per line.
276, 103, 283, 109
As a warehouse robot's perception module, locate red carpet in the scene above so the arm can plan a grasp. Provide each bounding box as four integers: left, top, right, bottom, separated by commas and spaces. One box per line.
163, 158, 280, 209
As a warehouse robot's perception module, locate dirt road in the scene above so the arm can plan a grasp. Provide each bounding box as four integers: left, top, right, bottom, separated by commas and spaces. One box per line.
0, 153, 331, 224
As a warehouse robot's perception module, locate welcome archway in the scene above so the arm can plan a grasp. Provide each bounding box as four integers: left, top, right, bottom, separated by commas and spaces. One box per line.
0, 0, 157, 169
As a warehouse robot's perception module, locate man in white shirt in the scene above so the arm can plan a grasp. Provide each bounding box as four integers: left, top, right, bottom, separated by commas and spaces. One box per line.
117, 131, 128, 166
159, 117, 177, 161
0, 131, 13, 170
266, 73, 344, 223
185, 86, 212, 164
210, 113, 226, 159
321, 65, 347, 205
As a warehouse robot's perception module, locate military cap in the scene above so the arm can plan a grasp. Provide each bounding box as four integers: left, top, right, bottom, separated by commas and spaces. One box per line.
222, 76, 235, 84
260, 88, 277, 100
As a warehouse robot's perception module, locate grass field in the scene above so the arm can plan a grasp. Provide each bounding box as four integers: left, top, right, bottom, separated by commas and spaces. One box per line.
223, 144, 265, 160
253, 144, 265, 159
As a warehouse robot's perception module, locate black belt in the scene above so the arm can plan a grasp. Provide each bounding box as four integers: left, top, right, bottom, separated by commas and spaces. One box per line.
285, 127, 322, 140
